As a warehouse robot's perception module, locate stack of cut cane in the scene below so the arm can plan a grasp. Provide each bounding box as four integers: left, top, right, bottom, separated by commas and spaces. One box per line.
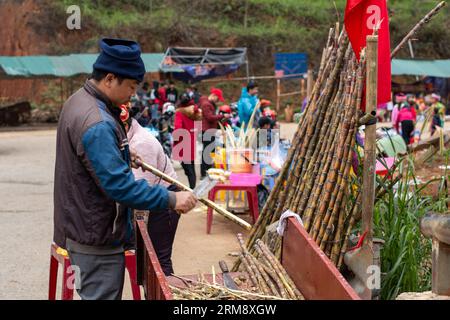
235, 26, 366, 271
236, 234, 304, 299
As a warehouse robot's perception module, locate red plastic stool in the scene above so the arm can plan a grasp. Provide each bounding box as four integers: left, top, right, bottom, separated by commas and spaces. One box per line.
206, 184, 259, 234
48, 243, 141, 300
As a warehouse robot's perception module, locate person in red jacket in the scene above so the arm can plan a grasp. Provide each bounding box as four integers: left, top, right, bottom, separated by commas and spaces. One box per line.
173, 93, 202, 188
199, 87, 231, 177
157, 81, 169, 111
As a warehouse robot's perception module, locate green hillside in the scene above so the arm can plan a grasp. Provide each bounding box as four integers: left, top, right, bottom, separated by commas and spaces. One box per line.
48, 0, 449, 70
29, 0, 449, 105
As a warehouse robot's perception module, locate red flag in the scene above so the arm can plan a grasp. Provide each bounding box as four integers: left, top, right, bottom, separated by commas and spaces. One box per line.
344, 0, 391, 108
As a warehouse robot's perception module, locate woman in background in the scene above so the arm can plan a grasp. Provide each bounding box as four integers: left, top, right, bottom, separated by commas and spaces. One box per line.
173, 93, 202, 189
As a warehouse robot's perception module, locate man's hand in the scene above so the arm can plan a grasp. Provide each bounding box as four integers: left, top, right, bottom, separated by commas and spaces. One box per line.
129, 147, 143, 169
174, 191, 198, 214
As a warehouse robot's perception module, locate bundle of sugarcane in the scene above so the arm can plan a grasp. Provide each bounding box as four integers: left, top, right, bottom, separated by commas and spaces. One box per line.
232, 25, 366, 271
236, 233, 304, 300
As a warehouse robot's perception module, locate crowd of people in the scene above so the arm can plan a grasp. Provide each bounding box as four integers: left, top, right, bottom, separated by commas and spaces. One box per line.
125, 79, 279, 189
377, 92, 447, 145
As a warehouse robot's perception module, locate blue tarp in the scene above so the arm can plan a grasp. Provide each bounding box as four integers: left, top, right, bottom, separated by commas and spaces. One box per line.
0, 53, 182, 78
392, 59, 450, 78
274, 53, 308, 78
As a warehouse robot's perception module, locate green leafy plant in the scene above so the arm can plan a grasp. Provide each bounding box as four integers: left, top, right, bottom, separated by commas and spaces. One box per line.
374, 155, 448, 299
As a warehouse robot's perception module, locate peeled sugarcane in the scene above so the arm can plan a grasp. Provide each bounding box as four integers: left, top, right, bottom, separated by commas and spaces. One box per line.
247, 101, 261, 132
134, 159, 251, 230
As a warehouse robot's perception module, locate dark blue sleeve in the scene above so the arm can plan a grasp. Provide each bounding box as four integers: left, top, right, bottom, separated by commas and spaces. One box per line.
81, 121, 169, 210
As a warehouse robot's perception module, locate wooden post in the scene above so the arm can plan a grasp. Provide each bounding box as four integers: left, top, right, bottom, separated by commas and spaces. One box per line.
361, 35, 378, 300
276, 78, 281, 113
306, 69, 313, 101
301, 78, 305, 97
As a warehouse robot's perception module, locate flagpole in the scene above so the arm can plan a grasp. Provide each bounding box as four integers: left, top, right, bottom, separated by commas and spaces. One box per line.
361, 35, 378, 300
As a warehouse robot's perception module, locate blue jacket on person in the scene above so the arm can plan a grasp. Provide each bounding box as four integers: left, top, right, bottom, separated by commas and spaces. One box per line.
237, 87, 259, 127
53, 80, 176, 254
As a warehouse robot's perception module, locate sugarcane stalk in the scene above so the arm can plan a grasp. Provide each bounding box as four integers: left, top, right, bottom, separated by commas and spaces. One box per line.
317, 131, 355, 248
303, 57, 355, 232
337, 193, 361, 269
256, 239, 303, 299
248, 253, 279, 297
330, 164, 354, 263
317, 65, 362, 247
253, 244, 288, 299
282, 37, 349, 212
239, 253, 259, 289
297, 96, 344, 218
272, 37, 341, 215
293, 68, 347, 215
310, 115, 353, 240
134, 159, 251, 230
236, 234, 271, 295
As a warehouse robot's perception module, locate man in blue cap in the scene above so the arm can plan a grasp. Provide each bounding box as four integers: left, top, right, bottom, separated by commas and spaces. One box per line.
53, 38, 197, 300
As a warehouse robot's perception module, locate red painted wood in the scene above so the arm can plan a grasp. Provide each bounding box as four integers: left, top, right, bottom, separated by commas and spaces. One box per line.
49, 243, 141, 300
137, 217, 359, 300
136, 220, 173, 300
281, 217, 360, 300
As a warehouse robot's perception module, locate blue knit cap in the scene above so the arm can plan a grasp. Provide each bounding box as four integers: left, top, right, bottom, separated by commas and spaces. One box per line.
93, 38, 146, 82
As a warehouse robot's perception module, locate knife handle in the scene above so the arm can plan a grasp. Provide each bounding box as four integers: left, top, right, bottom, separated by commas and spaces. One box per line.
219, 260, 229, 273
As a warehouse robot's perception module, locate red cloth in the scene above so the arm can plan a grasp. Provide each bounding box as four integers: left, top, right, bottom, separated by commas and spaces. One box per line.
199, 96, 224, 131
172, 106, 199, 162
344, 0, 391, 108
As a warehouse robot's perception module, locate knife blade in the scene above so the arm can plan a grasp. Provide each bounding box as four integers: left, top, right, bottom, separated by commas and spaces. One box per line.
193, 175, 218, 198
219, 260, 239, 290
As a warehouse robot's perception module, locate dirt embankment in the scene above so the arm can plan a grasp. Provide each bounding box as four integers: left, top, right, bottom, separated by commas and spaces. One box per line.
0, 0, 41, 103
0, 0, 92, 105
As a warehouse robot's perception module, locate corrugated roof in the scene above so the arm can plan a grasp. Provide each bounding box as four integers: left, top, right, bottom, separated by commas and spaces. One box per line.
0, 53, 182, 78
